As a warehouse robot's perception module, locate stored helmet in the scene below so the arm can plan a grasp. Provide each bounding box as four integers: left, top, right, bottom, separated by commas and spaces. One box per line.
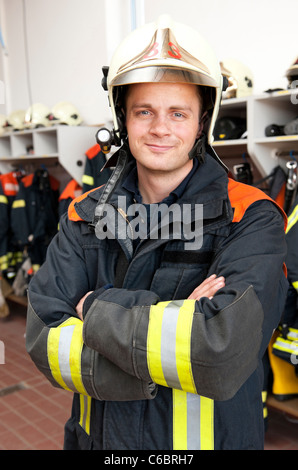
24, 103, 51, 128
0, 114, 8, 135
50, 101, 83, 126
6, 110, 26, 131
286, 57, 298, 87
220, 59, 254, 99
103, 15, 223, 145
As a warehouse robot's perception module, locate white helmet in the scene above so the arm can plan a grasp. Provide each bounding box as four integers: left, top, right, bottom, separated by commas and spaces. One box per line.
220, 59, 254, 99
24, 103, 51, 128
286, 57, 298, 87
103, 15, 223, 145
50, 101, 83, 126
0, 114, 8, 135
6, 110, 26, 131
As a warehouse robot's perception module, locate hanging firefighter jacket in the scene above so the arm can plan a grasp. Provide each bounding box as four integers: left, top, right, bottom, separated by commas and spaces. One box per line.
0, 171, 24, 277
272, 193, 298, 382
26, 145, 288, 450
11, 169, 59, 272
58, 179, 82, 218
82, 143, 112, 193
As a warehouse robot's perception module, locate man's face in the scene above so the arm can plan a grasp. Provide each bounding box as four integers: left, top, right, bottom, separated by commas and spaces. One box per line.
125, 82, 203, 175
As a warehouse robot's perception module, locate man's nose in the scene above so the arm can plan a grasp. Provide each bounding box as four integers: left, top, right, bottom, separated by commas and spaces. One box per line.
149, 114, 171, 136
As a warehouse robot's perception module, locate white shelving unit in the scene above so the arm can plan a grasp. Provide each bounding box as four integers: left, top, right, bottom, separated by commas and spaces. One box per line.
0, 125, 98, 185
214, 90, 298, 180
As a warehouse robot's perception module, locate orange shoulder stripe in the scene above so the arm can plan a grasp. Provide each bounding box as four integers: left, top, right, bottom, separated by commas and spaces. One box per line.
68, 186, 104, 222
228, 178, 287, 230
68, 188, 95, 221
86, 143, 101, 160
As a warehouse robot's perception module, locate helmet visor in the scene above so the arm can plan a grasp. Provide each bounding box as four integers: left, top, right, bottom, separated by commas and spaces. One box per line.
110, 66, 218, 88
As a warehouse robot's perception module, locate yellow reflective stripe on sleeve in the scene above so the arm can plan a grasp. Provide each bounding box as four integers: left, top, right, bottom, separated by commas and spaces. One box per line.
147, 299, 196, 393
0, 195, 8, 204
286, 204, 298, 233
82, 174, 94, 186
47, 317, 87, 395
147, 300, 171, 387
173, 389, 214, 450
175, 300, 197, 394
12, 199, 26, 208
79, 394, 92, 435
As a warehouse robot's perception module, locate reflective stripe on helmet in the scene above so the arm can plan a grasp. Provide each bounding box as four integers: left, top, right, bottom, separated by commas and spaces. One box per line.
173, 389, 214, 450
47, 317, 87, 395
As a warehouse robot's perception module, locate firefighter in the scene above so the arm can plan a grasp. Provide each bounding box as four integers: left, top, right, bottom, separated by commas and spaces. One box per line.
26, 15, 287, 450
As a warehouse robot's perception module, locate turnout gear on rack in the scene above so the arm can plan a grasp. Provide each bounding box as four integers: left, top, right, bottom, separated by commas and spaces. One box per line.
26, 142, 287, 450
58, 179, 82, 218
11, 169, 59, 271
0, 171, 23, 279
270, 194, 298, 399
82, 144, 112, 193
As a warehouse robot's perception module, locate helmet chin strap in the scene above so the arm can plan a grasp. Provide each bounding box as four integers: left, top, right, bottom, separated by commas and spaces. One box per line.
188, 134, 206, 161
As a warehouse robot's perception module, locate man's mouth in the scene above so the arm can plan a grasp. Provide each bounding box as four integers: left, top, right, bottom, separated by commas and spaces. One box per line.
146, 143, 174, 152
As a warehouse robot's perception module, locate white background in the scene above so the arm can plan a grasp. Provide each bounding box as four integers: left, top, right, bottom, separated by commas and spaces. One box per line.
0, 0, 297, 126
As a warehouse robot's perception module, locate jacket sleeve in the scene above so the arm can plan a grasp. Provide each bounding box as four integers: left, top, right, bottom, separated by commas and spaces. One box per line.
26, 213, 157, 401
82, 200, 288, 401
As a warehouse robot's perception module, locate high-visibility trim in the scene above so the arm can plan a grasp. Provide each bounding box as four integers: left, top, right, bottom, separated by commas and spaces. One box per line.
82, 174, 94, 187
0, 254, 8, 271
147, 301, 171, 387
79, 394, 92, 435
292, 280, 298, 292
47, 317, 87, 395
173, 389, 214, 450
286, 327, 298, 341
86, 143, 101, 160
286, 204, 298, 233
262, 391, 268, 419
273, 337, 298, 355
0, 195, 8, 204
147, 300, 197, 393
68, 187, 100, 222
176, 300, 197, 394
12, 199, 26, 208
228, 178, 287, 230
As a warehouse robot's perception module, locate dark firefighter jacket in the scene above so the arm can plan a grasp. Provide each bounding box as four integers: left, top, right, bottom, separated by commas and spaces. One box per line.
11, 169, 59, 270
26, 145, 288, 450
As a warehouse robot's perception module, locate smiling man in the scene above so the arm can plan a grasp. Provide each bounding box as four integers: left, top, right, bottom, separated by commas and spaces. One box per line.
26, 16, 287, 450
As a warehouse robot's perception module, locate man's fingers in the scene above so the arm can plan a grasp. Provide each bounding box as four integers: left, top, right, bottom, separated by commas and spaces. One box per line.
188, 274, 225, 300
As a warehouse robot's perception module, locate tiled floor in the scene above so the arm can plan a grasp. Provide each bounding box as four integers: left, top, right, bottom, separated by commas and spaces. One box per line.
1, 301, 298, 450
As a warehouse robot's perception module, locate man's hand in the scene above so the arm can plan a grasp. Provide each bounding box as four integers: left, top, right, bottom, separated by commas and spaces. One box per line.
188, 274, 225, 300
76, 291, 93, 320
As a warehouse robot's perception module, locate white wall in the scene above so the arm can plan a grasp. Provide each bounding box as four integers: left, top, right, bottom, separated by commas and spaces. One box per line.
0, 0, 297, 126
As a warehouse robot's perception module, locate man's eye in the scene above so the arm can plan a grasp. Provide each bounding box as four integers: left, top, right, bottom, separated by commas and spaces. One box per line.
173, 112, 184, 118
137, 110, 150, 116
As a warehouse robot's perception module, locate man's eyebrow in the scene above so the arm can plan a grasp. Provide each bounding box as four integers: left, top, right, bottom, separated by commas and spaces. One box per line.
130, 103, 193, 111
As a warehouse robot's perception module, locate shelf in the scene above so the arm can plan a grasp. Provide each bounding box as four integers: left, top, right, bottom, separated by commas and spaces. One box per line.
0, 125, 97, 184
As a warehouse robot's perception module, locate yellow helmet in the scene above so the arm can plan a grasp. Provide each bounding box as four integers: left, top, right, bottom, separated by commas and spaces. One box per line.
103, 15, 223, 145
